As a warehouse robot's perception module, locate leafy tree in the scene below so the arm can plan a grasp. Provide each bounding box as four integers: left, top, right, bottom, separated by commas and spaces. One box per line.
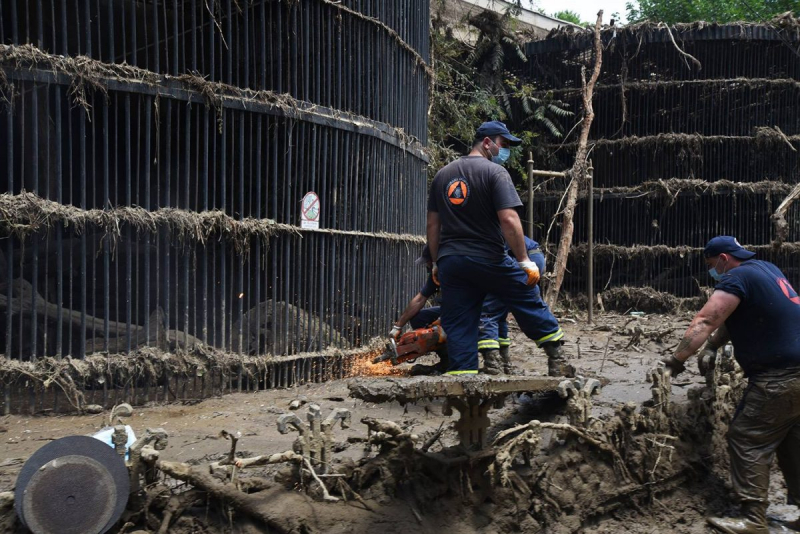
428, 7, 574, 182
626, 0, 799, 23
552, 9, 588, 25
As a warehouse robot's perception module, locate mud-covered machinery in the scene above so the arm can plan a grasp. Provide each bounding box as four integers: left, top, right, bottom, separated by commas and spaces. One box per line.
14, 405, 168, 534
372, 323, 447, 366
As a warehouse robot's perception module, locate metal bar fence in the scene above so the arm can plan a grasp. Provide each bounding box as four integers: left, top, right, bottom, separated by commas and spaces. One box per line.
520, 22, 800, 304
0, 0, 430, 412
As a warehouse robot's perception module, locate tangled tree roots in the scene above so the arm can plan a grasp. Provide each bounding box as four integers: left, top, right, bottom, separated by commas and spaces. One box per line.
0, 356, 747, 533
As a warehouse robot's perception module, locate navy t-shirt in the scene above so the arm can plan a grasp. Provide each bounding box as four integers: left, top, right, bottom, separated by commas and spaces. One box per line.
427, 156, 522, 260
715, 260, 800, 377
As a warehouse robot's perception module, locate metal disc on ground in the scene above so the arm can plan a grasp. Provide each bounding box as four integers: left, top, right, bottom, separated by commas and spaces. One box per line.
14, 435, 130, 534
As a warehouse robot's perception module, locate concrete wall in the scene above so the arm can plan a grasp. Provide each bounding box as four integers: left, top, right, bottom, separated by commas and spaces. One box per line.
435, 0, 581, 41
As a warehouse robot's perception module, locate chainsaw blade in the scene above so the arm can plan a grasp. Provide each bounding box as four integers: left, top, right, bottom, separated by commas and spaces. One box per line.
372, 339, 398, 365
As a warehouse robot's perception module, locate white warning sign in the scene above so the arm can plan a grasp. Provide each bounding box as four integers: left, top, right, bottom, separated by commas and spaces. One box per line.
301, 191, 320, 229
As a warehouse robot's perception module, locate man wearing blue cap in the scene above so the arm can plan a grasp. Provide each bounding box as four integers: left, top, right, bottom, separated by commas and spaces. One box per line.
662, 236, 800, 534
426, 120, 573, 377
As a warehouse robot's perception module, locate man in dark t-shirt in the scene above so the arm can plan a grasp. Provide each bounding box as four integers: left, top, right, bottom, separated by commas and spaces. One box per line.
662, 236, 800, 534
426, 121, 572, 377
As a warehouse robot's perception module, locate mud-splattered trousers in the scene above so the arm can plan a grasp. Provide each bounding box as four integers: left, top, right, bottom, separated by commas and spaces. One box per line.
728, 371, 800, 507
478, 248, 546, 351
437, 254, 563, 374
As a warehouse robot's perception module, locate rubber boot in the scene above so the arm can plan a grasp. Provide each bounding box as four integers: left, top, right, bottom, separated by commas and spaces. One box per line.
542, 342, 575, 377
410, 349, 449, 376
481, 349, 504, 375
708, 503, 769, 534
499, 346, 514, 374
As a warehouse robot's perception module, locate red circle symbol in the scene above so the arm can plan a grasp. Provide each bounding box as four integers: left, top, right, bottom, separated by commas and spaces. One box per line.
778, 278, 800, 305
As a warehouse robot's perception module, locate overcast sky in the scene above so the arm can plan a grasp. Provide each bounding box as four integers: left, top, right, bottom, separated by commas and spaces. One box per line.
532, 0, 634, 23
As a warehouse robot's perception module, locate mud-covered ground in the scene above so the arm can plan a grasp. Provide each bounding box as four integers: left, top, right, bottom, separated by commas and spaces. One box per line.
0, 311, 797, 533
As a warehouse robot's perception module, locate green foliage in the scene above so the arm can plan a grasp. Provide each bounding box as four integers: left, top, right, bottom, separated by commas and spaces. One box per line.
552, 9, 588, 25
626, 0, 799, 23
427, 8, 574, 182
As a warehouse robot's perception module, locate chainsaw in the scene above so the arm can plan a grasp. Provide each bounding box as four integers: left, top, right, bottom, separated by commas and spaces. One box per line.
372, 322, 447, 366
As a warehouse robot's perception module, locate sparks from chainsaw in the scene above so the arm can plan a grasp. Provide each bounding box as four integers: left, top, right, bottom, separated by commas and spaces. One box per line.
372, 322, 447, 366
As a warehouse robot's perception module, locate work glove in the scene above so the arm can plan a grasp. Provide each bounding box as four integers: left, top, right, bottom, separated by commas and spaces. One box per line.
432, 262, 440, 286
661, 355, 686, 378
698, 345, 717, 375
388, 325, 402, 339
518, 260, 540, 286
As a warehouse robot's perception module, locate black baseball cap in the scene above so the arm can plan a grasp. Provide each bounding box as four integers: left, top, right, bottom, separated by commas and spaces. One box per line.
704, 236, 755, 260
475, 121, 522, 146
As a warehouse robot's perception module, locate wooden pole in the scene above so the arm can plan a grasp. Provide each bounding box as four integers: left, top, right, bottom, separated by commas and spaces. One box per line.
587, 160, 594, 324
545, 10, 604, 308
527, 151, 534, 238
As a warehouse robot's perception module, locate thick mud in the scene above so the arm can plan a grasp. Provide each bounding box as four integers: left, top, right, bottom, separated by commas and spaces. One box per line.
0, 312, 797, 533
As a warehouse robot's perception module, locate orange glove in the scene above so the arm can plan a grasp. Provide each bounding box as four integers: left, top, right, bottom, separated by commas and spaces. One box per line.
519, 260, 540, 286
432, 262, 440, 286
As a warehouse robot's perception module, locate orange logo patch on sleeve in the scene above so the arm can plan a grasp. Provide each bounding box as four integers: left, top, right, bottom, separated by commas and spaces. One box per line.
446, 179, 469, 206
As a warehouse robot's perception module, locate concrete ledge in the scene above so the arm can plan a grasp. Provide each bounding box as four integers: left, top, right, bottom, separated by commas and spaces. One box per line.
348, 375, 563, 404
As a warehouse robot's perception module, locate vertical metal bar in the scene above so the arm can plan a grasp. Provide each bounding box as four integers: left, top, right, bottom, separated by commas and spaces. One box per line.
143, 98, 152, 344
527, 152, 534, 238
587, 161, 594, 324
202, 107, 209, 342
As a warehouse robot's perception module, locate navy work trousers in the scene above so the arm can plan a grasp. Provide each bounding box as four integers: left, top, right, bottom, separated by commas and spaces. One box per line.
438, 254, 563, 373
478, 250, 546, 351
409, 306, 441, 330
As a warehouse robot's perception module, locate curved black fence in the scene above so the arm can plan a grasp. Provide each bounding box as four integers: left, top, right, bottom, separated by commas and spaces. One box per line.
522, 21, 800, 300
0, 0, 430, 365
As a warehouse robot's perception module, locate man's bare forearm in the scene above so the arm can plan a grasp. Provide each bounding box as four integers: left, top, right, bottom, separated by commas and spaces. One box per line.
395, 293, 427, 328
498, 209, 528, 262
426, 211, 440, 261
675, 319, 717, 361
706, 324, 730, 350
675, 291, 740, 361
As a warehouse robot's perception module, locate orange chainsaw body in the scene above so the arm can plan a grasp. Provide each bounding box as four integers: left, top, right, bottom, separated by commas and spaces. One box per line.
373, 323, 447, 366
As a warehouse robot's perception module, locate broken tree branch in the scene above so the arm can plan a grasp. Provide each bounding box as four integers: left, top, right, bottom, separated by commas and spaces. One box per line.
772, 181, 800, 246
546, 10, 604, 307
303, 457, 339, 502
156, 460, 309, 534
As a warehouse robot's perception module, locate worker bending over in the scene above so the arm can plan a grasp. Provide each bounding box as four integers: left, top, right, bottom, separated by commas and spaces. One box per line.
662, 236, 800, 534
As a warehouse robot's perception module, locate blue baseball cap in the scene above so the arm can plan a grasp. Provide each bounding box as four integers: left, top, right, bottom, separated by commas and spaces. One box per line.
704, 236, 755, 260
475, 121, 522, 146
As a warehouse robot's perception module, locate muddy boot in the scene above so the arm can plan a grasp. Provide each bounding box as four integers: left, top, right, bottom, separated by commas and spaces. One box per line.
481, 349, 504, 375
708, 503, 769, 534
542, 342, 575, 377
499, 346, 514, 374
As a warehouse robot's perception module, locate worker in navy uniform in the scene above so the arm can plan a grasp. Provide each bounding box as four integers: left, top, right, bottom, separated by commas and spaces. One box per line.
388, 245, 448, 375
426, 120, 573, 377
478, 236, 546, 374
663, 236, 800, 534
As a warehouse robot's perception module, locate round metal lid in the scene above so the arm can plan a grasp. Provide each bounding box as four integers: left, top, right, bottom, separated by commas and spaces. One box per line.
15, 435, 130, 534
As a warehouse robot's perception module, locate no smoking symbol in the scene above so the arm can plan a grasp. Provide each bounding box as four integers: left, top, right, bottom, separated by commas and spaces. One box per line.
302, 192, 320, 223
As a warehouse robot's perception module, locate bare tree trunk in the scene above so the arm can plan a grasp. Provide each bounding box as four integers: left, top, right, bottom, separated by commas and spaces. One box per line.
545, 11, 604, 308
